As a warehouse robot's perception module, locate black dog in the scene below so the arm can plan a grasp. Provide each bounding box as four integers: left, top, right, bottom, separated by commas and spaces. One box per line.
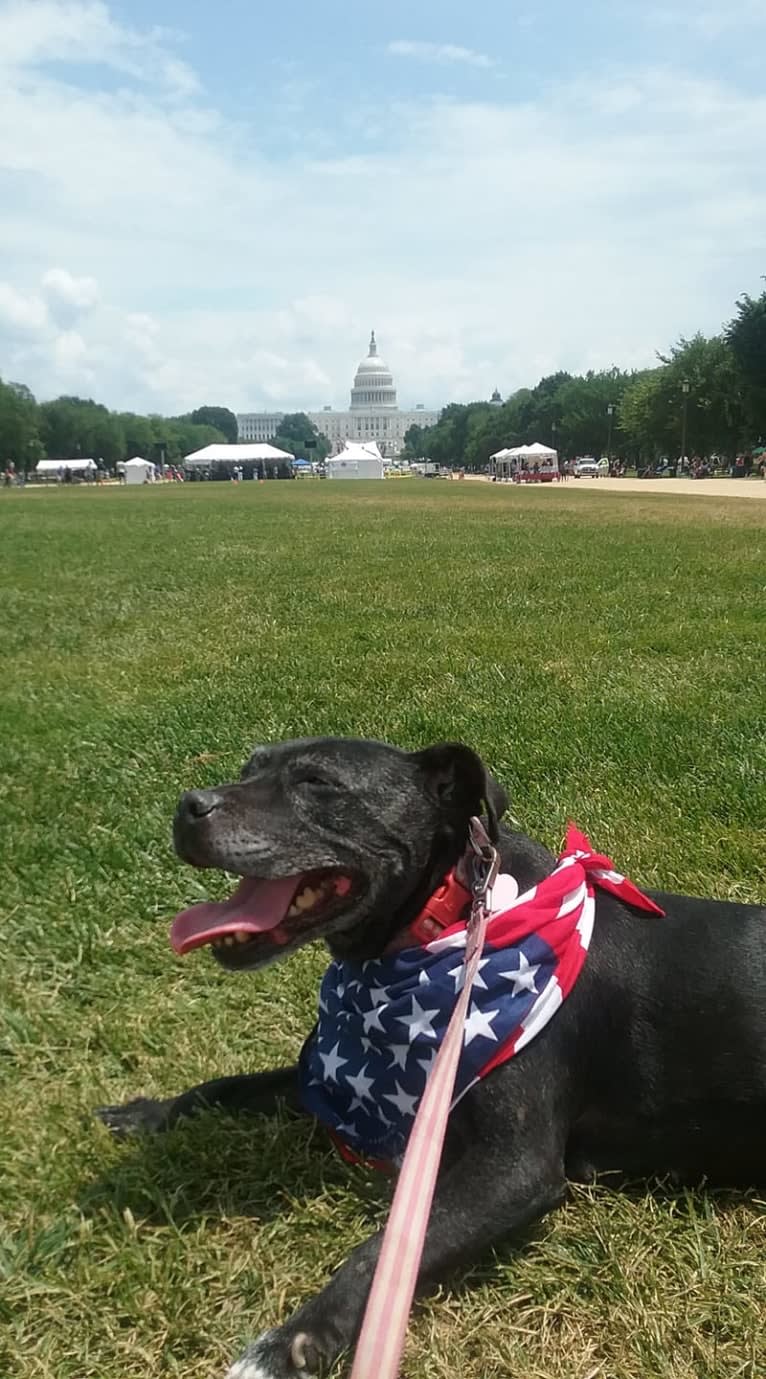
97, 738, 766, 1379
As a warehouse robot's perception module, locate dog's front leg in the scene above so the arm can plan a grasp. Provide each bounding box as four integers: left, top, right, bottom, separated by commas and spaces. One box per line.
227, 1114, 566, 1378
96, 1065, 301, 1138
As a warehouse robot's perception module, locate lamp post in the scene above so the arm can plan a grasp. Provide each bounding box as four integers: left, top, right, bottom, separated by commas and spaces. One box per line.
680, 379, 690, 476
606, 404, 615, 464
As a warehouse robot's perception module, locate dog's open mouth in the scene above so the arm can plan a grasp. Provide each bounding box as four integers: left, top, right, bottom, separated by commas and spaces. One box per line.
170, 869, 356, 968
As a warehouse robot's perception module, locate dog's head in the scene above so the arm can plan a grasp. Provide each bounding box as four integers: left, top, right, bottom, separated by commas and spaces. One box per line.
170, 737, 507, 970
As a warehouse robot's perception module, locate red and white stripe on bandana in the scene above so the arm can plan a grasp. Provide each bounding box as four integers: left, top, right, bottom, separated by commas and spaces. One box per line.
299, 825, 664, 1165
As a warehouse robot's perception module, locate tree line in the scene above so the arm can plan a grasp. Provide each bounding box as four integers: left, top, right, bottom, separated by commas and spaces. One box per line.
0, 391, 243, 470
2, 283, 764, 472
0, 383, 332, 472
403, 284, 766, 468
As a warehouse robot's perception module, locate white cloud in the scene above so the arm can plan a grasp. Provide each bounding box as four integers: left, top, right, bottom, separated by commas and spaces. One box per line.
647, 1, 766, 38
387, 40, 494, 69
53, 328, 90, 375
42, 268, 99, 327
0, 282, 48, 331
0, 2, 764, 415
0, 0, 199, 96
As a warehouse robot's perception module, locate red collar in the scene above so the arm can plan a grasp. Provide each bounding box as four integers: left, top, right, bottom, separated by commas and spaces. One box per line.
385, 868, 473, 954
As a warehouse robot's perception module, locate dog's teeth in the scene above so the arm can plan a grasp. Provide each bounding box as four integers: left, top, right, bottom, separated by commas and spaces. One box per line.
234, 930, 250, 944
294, 887, 319, 912
222, 935, 235, 947
287, 903, 300, 918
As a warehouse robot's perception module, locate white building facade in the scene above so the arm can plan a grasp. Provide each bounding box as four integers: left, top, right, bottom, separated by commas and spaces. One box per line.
235, 412, 285, 443
236, 333, 440, 457
309, 332, 439, 457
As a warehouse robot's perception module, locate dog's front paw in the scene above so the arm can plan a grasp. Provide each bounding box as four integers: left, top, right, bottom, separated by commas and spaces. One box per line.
94, 1096, 173, 1138
226, 1327, 336, 1379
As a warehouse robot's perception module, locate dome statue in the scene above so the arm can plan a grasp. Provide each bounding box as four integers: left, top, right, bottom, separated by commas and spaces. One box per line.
350, 331, 398, 410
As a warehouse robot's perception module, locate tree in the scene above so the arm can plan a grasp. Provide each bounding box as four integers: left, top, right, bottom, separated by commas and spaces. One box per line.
37, 395, 126, 465
658, 335, 744, 458
725, 287, 766, 440
0, 377, 42, 469
273, 412, 330, 461
464, 406, 517, 469
555, 369, 632, 458
89, 411, 125, 466
409, 402, 495, 469
160, 418, 227, 462
620, 336, 745, 461
188, 405, 238, 444
8, 381, 37, 407
401, 423, 427, 460
117, 412, 155, 458
618, 370, 669, 460
39, 397, 89, 459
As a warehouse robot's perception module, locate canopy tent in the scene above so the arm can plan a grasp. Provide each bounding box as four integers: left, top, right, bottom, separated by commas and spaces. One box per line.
326, 442, 384, 480
124, 456, 155, 485
184, 442, 294, 465
331, 441, 383, 461
508, 443, 558, 460
492, 441, 558, 481
36, 457, 96, 473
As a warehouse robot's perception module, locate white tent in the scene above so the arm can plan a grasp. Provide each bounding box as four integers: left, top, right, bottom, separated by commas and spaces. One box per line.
183, 442, 294, 465
492, 441, 558, 480
36, 457, 96, 474
523, 442, 558, 460
124, 456, 155, 485
326, 442, 384, 480
330, 441, 383, 460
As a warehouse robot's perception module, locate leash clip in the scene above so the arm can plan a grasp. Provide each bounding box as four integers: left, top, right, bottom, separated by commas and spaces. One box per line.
467, 816, 500, 912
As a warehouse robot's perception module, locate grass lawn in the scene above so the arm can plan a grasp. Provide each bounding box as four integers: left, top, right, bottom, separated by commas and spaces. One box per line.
1, 480, 765, 1379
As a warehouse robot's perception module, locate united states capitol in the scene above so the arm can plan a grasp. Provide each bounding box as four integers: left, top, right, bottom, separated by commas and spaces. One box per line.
236, 332, 441, 458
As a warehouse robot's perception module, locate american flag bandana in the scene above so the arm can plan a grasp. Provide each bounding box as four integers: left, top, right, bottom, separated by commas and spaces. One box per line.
299, 826, 664, 1164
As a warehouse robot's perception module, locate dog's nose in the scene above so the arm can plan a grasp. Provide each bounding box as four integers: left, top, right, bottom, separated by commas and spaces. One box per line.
178, 788, 224, 821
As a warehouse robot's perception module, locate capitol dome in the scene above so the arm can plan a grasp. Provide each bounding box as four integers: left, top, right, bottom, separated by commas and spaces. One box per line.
350, 331, 398, 410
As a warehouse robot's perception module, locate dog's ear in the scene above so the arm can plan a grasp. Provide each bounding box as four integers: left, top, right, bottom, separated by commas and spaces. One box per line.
411, 742, 508, 844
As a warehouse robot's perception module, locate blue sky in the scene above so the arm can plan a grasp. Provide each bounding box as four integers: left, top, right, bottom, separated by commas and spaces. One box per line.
0, 0, 764, 414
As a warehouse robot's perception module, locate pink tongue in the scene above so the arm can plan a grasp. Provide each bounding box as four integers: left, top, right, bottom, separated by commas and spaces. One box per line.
170, 874, 302, 955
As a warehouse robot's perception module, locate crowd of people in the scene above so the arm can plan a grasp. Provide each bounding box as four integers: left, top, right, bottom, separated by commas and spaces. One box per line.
636, 452, 765, 480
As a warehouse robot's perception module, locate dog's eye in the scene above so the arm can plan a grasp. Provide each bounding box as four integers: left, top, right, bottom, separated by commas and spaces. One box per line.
297, 772, 338, 792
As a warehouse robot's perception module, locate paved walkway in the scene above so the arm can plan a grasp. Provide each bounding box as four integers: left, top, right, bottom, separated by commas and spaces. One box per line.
483, 476, 766, 500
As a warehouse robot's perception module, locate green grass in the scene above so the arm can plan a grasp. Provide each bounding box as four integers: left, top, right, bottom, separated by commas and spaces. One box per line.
1, 480, 765, 1379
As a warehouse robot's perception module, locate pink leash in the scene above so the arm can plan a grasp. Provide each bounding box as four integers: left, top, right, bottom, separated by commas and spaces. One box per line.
349, 818, 499, 1379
